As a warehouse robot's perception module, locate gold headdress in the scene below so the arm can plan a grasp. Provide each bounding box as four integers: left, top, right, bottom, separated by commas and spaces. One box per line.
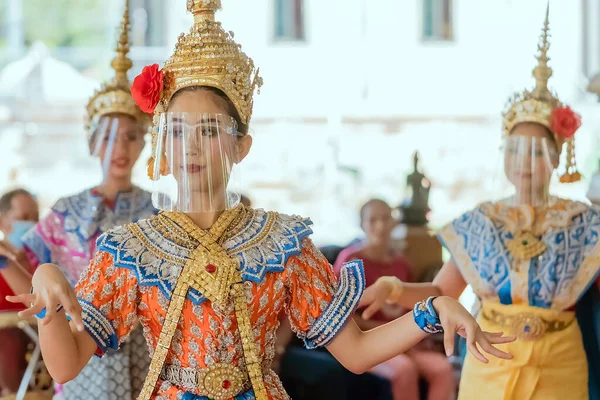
157, 0, 262, 123
134, 0, 263, 179
501, 3, 581, 182
85, 0, 149, 136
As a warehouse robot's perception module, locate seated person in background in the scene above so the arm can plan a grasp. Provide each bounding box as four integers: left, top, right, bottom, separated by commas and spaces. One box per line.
334, 199, 455, 400
0, 188, 39, 396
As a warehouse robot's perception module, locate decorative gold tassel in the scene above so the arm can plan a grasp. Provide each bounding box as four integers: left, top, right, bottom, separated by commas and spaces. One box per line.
146, 155, 169, 180
559, 139, 582, 183
146, 157, 156, 180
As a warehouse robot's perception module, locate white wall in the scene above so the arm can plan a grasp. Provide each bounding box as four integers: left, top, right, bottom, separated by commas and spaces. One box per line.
171, 0, 587, 119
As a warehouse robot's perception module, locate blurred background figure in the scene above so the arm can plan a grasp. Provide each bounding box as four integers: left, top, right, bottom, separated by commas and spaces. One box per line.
0, 2, 157, 399
335, 199, 455, 400
0, 188, 38, 396
358, 7, 600, 399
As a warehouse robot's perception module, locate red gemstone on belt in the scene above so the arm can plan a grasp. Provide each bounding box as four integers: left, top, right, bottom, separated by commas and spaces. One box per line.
205, 264, 217, 273
222, 380, 231, 389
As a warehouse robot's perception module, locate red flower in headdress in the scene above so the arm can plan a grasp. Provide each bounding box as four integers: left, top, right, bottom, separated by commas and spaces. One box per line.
131, 64, 164, 114
550, 106, 581, 139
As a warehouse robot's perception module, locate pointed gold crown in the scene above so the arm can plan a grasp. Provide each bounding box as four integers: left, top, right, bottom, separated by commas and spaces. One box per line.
85, 0, 149, 136
156, 0, 263, 124
502, 3, 581, 183
502, 4, 561, 140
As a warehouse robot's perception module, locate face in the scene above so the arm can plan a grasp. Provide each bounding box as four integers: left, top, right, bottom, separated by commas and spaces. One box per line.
165, 89, 252, 203
0, 194, 39, 234
504, 122, 559, 197
90, 114, 146, 180
361, 200, 395, 247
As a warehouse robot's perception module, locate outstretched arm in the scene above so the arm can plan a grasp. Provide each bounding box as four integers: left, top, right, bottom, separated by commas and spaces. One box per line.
326, 296, 513, 374
360, 260, 467, 319
37, 312, 96, 383
7, 264, 95, 383
8, 250, 139, 385
282, 239, 512, 376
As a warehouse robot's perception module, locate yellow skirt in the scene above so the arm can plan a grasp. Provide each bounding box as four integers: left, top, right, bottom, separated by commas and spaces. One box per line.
458, 302, 588, 400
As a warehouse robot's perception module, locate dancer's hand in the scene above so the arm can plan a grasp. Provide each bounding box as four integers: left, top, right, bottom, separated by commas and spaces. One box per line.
432, 296, 515, 362
6, 263, 85, 331
358, 276, 402, 320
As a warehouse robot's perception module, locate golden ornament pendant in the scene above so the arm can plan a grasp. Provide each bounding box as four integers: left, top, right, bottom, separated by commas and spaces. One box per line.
506, 232, 546, 260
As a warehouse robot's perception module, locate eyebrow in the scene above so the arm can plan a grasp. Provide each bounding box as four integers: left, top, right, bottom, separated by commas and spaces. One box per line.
171, 117, 223, 125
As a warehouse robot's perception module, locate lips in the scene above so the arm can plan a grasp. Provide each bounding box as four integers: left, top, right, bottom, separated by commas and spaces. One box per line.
185, 164, 204, 173
112, 157, 130, 168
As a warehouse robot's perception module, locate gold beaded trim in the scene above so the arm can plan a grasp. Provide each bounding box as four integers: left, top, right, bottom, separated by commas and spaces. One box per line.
231, 281, 268, 399
151, 214, 198, 248
127, 222, 185, 264
228, 210, 277, 255
219, 206, 248, 245
138, 253, 193, 400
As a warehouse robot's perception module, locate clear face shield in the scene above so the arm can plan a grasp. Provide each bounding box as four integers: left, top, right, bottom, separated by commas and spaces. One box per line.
89, 115, 146, 182
501, 135, 559, 207
150, 113, 243, 213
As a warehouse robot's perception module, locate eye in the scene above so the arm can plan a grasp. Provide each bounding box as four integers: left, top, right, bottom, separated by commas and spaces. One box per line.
125, 131, 139, 141
167, 126, 184, 138
201, 126, 218, 137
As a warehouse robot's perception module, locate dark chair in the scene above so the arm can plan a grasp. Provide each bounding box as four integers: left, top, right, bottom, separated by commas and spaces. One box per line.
319, 245, 345, 266
280, 345, 393, 400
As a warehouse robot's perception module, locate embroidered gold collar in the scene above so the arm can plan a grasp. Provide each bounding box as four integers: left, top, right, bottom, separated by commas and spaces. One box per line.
162, 205, 243, 306
480, 198, 587, 236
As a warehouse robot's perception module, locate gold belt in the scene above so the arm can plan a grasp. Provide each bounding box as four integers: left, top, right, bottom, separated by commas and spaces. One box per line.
482, 308, 575, 341
159, 364, 251, 399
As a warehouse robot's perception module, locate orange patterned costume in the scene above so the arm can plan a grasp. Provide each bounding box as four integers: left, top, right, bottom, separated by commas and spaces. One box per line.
74, 206, 364, 399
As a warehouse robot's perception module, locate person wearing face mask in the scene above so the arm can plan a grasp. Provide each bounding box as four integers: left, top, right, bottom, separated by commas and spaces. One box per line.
334, 199, 455, 400
358, 6, 600, 400
0, 2, 157, 399
0, 188, 39, 396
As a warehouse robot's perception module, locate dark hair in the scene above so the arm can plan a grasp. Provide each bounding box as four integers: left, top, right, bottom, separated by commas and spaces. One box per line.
0, 189, 34, 214
359, 198, 391, 225
240, 194, 252, 207
169, 86, 249, 135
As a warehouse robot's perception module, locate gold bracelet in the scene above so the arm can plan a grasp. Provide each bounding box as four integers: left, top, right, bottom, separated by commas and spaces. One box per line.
379, 276, 404, 303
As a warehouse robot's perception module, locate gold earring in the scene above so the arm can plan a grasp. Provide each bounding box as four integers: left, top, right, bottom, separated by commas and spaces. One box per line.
146, 154, 169, 180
